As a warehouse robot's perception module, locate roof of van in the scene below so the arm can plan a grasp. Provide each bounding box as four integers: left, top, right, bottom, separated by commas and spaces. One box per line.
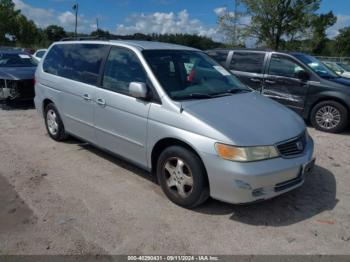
55, 39, 199, 51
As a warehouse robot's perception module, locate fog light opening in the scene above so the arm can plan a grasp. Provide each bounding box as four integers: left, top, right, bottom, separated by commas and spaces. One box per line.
234, 180, 252, 190
252, 188, 265, 197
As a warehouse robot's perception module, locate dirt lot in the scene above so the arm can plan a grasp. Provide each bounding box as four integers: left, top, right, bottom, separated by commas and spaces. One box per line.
0, 104, 349, 255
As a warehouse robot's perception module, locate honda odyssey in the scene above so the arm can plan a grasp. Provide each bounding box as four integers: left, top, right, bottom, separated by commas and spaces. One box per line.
35, 40, 315, 207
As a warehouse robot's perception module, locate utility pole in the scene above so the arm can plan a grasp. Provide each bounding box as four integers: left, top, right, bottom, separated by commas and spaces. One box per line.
96, 18, 99, 31
73, 3, 79, 38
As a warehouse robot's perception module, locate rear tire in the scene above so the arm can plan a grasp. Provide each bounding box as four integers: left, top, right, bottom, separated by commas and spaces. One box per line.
310, 101, 348, 133
157, 146, 209, 208
44, 103, 68, 141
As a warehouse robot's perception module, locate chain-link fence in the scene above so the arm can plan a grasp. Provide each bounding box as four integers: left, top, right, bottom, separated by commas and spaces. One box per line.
315, 56, 350, 66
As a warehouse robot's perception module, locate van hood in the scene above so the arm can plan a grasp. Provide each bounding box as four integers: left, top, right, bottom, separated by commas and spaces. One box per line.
181, 92, 305, 146
328, 77, 350, 86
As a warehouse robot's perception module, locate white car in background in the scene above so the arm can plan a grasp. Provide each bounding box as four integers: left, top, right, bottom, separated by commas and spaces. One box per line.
33, 49, 47, 62
323, 61, 350, 79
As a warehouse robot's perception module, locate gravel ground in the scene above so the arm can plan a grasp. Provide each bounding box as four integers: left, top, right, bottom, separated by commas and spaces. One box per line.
0, 104, 349, 255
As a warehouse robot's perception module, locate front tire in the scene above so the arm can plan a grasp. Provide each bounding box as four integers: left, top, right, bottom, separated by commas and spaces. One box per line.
157, 146, 209, 208
310, 101, 348, 133
44, 103, 68, 141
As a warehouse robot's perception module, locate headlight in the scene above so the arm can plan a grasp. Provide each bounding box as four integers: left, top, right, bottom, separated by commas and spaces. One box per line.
215, 143, 280, 162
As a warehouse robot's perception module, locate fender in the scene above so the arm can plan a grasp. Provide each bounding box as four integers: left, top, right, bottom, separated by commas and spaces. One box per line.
303, 90, 350, 119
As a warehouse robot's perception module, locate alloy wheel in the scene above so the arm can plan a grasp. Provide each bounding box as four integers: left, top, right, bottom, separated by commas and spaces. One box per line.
163, 157, 194, 199
315, 105, 341, 130
46, 109, 59, 136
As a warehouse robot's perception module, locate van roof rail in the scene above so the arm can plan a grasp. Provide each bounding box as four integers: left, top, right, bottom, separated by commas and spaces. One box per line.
60, 36, 110, 41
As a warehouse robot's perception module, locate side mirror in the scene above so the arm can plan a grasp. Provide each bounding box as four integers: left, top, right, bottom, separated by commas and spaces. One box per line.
129, 82, 148, 99
296, 70, 310, 82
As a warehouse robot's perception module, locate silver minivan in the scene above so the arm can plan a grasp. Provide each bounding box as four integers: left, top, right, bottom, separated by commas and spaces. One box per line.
35, 40, 315, 208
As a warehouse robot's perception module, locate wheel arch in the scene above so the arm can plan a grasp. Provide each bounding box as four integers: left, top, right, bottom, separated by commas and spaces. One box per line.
42, 98, 54, 117
306, 92, 350, 120
150, 137, 210, 186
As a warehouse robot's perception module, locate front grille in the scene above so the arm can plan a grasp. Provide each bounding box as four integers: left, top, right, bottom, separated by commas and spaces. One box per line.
277, 132, 307, 157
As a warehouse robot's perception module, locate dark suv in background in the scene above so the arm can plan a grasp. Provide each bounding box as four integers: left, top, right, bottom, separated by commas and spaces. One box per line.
206, 49, 350, 133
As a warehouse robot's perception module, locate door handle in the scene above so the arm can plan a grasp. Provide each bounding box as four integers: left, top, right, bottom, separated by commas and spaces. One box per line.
265, 79, 276, 84
82, 94, 92, 101
250, 78, 261, 83
96, 98, 106, 106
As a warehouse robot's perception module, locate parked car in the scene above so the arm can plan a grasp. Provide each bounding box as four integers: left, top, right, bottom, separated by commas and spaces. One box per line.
206, 49, 350, 133
35, 40, 315, 208
0, 50, 37, 102
335, 62, 350, 75
323, 61, 350, 79
33, 49, 47, 62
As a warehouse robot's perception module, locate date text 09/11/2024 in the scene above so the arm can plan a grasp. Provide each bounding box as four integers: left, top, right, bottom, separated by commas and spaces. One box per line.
127, 256, 220, 261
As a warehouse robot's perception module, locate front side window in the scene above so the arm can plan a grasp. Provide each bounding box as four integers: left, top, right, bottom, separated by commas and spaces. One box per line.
143, 50, 248, 101
102, 47, 147, 95
293, 54, 338, 79
268, 55, 306, 78
0, 53, 37, 67
229, 52, 265, 73
43, 44, 109, 86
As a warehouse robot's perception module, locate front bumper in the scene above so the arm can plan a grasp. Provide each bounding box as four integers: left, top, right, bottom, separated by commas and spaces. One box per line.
201, 137, 314, 204
0, 79, 35, 101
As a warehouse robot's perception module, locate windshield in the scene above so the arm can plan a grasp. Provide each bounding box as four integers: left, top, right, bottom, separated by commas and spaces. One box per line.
294, 54, 338, 79
337, 63, 350, 72
0, 53, 38, 67
323, 62, 344, 73
142, 50, 249, 100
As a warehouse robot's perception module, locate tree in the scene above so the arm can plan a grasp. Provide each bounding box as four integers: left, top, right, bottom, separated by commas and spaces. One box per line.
309, 11, 337, 54
241, 0, 321, 50
90, 29, 110, 38
15, 15, 38, 46
0, 0, 20, 44
44, 25, 66, 42
217, 0, 247, 46
334, 27, 350, 56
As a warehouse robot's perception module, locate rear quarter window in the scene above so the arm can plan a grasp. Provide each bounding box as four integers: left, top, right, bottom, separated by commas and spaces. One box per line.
43, 44, 110, 86
229, 52, 265, 74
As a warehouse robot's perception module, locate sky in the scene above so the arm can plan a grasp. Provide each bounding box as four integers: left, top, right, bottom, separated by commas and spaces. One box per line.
12, 0, 350, 42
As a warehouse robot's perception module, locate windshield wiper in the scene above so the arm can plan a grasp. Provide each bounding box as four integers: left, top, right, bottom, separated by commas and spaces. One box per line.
211, 88, 251, 97
174, 93, 214, 100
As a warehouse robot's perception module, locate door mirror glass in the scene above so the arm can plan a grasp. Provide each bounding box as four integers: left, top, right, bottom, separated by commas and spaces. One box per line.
129, 82, 148, 99
296, 70, 310, 82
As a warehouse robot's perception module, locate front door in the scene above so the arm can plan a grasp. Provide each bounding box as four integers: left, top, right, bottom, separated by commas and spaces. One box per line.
263, 54, 309, 114
94, 47, 151, 168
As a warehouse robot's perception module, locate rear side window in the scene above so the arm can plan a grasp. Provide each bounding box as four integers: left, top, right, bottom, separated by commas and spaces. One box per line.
206, 50, 229, 66
229, 52, 265, 74
43, 44, 109, 86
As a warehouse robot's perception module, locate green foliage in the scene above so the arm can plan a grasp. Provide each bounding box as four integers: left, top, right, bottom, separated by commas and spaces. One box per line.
91, 29, 110, 37
309, 11, 337, 54
334, 27, 350, 56
44, 25, 66, 42
0, 0, 20, 44
217, 0, 247, 47
0, 0, 349, 56
15, 15, 38, 46
241, 0, 321, 50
